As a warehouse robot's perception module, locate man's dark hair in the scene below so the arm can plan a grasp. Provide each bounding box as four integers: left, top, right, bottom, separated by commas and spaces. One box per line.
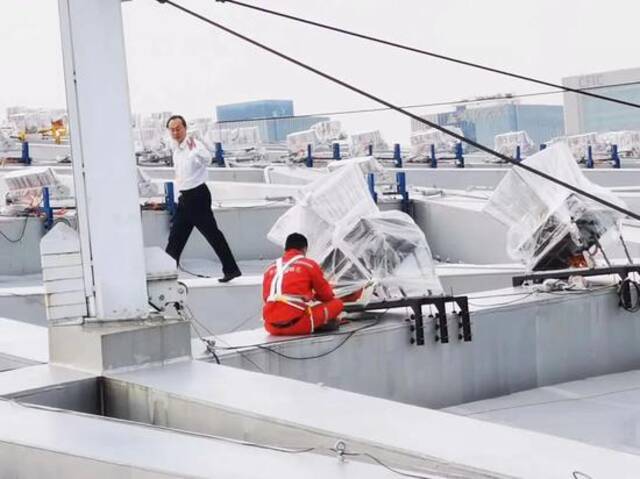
166, 115, 187, 128
285, 233, 308, 251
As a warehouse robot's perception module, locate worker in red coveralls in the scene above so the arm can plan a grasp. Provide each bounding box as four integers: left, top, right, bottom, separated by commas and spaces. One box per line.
262, 233, 344, 335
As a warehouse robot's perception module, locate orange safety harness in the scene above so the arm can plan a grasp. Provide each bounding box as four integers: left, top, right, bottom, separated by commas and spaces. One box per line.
265, 254, 316, 332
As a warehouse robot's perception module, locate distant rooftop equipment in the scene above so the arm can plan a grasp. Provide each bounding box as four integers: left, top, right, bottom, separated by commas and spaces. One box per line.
484, 143, 626, 271
414, 102, 564, 150
0, 129, 16, 154
494, 131, 536, 159
560, 132, 608, 161
207, 126, 262, 149
598, 130, 640, 158
409, 127, 463, 160
350, 130, 389, 157
1, 168, 71, 212
286, 120, 347, 161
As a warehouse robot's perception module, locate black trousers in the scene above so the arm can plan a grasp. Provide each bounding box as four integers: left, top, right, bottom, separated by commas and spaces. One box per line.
166, 183, 240, 275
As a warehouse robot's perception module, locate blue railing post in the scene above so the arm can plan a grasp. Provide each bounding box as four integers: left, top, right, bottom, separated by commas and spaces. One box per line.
367, 173, 377, 203
540, 143, 547, 151
305, 144, 313, 168
214, 142, 224, 167
515, 145, 522, 163
611, 144, 621, 169
396, 172, 409, 214
430, 144, 437, 168
21, 141, 31, 165
368, 144, 374, 157
164, 182, 177, 217
42, 186, 53, 230
586, 145, 594, 169
393, 143, 402, 168
455, 142, 465, 168
333, 142, 341, 160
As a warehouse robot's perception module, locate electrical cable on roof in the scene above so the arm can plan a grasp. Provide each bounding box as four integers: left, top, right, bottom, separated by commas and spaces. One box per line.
0, 215, 29, 244
155, 0, 640, 223
216, 0, 640, 110
215, 80, 640, 125
178, 303, 268, 372
256, 318, 381, 360
9, 400, 470, 479
572, 471, 594, 479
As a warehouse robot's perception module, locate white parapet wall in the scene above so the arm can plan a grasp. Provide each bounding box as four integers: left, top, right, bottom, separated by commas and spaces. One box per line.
198, 286, 640, 409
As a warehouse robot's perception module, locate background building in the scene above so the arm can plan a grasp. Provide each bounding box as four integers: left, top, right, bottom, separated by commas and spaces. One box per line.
563, 67, 640, 135
411, 101, 565, 148
215, 99, 328, 143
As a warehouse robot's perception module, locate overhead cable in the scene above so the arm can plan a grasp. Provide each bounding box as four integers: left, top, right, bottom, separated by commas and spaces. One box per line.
215, 80, 640, 126
155, 0, 640, 222
216, 0, 640, 110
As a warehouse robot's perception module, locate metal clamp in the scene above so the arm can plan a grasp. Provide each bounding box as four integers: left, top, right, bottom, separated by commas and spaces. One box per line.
344, 294, 472, 346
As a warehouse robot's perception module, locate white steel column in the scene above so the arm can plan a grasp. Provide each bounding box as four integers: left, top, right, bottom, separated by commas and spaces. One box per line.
58, 0, 148, 320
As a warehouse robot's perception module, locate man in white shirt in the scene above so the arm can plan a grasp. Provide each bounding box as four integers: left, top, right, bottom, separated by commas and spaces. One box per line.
165, 115, 241, 283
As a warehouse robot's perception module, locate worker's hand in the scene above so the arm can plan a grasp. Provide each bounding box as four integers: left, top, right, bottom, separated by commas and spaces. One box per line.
186, 137, 196, 150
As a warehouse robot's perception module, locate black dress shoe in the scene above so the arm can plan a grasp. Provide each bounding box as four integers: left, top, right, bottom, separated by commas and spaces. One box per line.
218, 270, 242, 283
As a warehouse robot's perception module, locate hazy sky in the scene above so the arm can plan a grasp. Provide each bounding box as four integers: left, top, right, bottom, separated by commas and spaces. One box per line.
1, 0, 639, 141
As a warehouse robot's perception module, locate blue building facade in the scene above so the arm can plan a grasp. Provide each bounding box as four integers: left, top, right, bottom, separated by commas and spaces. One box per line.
215, 100, 327, 143
414, 103, 565, 148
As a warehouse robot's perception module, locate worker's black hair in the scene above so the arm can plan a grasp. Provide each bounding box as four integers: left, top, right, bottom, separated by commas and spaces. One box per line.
285, 233, 308, 251
166, 115, 187, 128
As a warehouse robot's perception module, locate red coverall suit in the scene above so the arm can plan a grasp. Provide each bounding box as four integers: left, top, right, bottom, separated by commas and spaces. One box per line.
262, 249, 344, 335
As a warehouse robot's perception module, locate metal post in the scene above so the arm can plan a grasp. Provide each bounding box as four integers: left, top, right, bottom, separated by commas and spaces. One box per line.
21, 141, 31, 165
58, 0, 148, 320
305, 144, 313, 168
367, 173, 377, 203
515, 145, 521, 163
396, 172, 409, 214
368, 144, 374, 157
214, 142, 224, 167
164, 181, 176, 217
455, 142, 464, 168
430, 144, 437, 168
612, 144, 621, 169
333, 142, 341, 160
42, 187, 53, 230
540, 143, 547, 151
586, 145, 594, 169
393, 143, 402, 168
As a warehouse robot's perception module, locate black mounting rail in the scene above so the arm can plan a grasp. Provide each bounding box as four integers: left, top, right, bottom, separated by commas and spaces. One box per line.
512, 265, 640, 287
343, 295, 472, 346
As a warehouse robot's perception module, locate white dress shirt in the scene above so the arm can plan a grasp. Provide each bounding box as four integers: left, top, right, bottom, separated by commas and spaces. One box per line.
171, 137, 211, 192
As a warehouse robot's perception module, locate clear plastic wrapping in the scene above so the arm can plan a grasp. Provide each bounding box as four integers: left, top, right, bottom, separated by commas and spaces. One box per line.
0, 130, 14, 153
559, 133, 608, 160
132, 115, 172, 161
319, 210, 443, 299
286, 129, 318, 159
409, 127, 463, 159
8, 108, 67, 135
137, 168, 163, 198
2, 167, 70, 206
494, 131, 535, 158
350, 130, 389, 157
311, 120, 346, 144
207, 126, 261, 149
484, 143, 626, 271
598, 130, 640, 157
268, 159, 443, 302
